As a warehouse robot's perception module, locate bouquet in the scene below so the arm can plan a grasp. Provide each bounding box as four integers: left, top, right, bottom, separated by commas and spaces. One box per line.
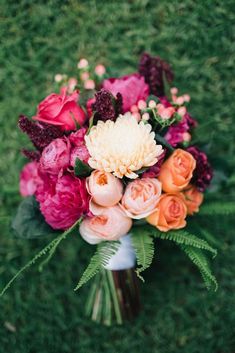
2, 53, 221, 326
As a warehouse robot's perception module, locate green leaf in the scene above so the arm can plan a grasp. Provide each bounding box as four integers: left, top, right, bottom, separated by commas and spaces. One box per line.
199, 202, 235, 216
180, 245, 218, 291
155, 133, 174, 152
74, 241, 120, 290
130, 226, 155, 281
74, 158, 93, 177
151, 228, 217, 258
12, 196, 57, 239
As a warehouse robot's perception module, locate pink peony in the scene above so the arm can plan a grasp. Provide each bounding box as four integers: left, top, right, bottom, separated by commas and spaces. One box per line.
40, 137, 71, 175
19, 161, 42, 197
69, 128, 90, 166
33, 87, 86, 131
37, 174, 90, 230
103, 73, 149, 112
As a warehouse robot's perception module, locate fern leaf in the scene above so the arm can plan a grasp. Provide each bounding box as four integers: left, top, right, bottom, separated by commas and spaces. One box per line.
131, 226, 155, 281
151, 228, 217, 257
0, 218, 82, 296
180, 245, 218, 291
199, 202, 235, 216
74, 241, 119, 290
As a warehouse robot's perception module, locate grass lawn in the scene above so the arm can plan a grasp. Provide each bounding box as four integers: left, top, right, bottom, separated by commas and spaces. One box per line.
0, 1, 235, 352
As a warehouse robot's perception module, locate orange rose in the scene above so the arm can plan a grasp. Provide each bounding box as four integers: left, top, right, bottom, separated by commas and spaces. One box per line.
147, 193, 187, 232
182, 185, 204, 215
158, 149, 196, 193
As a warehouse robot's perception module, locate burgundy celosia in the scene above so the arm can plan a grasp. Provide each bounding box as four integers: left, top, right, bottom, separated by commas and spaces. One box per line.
92, 89, 123, 121
18, 115, 64, 151
142, 150, 166, 178
22, 149, 41, 161
138, 52, 174, 97
187, 146, 213, 191
36, 174, 90, 230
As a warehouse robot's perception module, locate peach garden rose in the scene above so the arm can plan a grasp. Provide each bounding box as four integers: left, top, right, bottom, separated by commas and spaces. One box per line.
86, 170, 123, 207
121, 178, 162, 219
182, 185, 204, 215
79, 203, 132, 244
147, 193, 187, 232
158, 148, 196, 193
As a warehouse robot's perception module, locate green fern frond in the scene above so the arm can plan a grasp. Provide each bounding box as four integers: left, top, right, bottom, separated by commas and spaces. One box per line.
74, 241, 119, 291
0, 218, 82, 296
131, 226, 155, 281
180, 245, 218, 291
199, 202, 235, 216
151, 228, 217, 257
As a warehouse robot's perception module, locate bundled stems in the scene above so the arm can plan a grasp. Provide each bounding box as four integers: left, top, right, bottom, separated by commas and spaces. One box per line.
85, 268, 140, 326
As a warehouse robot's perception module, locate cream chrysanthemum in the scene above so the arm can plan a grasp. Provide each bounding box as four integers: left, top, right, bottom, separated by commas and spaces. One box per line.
85, 113, 163, 179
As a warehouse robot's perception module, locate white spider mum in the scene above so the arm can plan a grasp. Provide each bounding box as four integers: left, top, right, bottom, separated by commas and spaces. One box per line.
85, 113, 163, 179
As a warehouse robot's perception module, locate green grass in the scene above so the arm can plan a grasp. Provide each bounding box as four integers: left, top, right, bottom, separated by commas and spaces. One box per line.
0, 0, 235, 352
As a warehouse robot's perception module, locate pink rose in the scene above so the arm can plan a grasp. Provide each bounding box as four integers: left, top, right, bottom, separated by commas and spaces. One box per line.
37, 174, 90, 230
19, 161, 42, 197
87, 171, 123, 207
40, 137, 71, 175
121, 178, 162, 219
33, 87, 86, 131
69, 128, 90, 166
79, 202, 132, 244
103, 73, 149, 112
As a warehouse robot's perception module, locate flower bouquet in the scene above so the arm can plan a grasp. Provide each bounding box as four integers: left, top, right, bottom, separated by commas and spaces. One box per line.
2, 53, 222, 326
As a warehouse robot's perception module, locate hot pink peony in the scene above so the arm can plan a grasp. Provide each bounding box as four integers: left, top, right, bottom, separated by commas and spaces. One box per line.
19, 161, 42, 197
69, 128, 90, 166
33, 87, 86, 131
40, 137, 71, 175
103, 73, 149, 112
37, 174, 90, 230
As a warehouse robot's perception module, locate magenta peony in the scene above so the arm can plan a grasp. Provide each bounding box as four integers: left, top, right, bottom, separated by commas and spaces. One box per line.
19, 161, 42, 197
69, 128, 90, 166
40, 137, 71, 175
33, 87, 86, 131
102, 73, 149, 112
37, 174, 90, 230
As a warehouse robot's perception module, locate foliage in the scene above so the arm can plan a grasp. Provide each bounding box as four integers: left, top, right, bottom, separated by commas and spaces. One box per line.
131, 227, 155, 280
180, 245, 218, 291
74, 241, 120, 290
74, 158, 93, 178
12, 196, 57, 239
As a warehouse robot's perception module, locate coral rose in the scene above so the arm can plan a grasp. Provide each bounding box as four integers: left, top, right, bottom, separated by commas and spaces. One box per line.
87, 170, 123, 207
79, 203, 132, 244
121, 178, 162, 219
19, 161, 42, 197
182, 185, 204, 215
147, 193, 187, 232
103, 73, 149, 112
33, 87, 86, 131
158, 149, 196, 193
37, 174, 90, 230
40, 137, 71, 175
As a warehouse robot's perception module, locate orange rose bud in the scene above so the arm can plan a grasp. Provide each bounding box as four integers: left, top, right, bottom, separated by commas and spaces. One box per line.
158, 149, 196, 193
182, 185, 204, 215
147, 193, 187, 232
